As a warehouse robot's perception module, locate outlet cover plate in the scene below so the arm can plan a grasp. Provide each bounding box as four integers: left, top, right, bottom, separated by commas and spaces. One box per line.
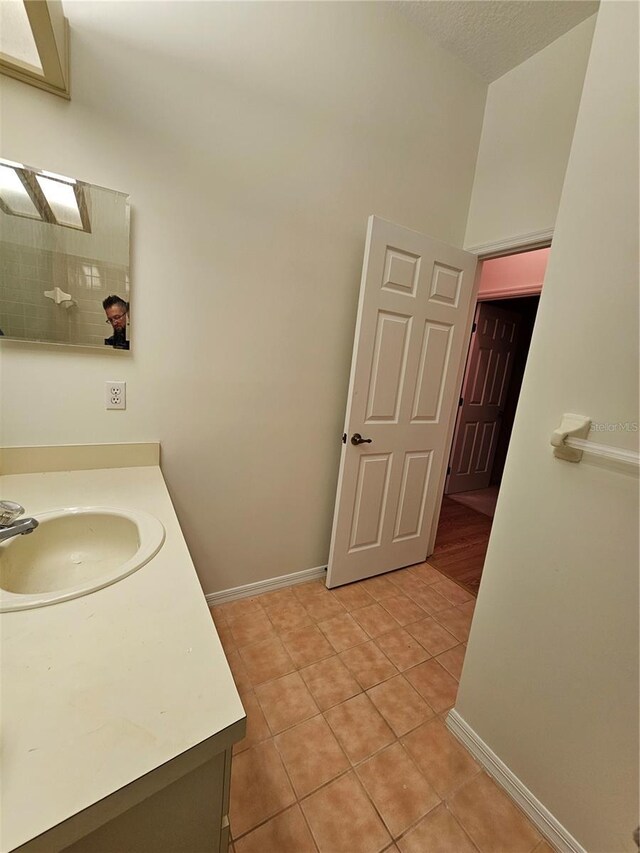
105, 381, 126, 410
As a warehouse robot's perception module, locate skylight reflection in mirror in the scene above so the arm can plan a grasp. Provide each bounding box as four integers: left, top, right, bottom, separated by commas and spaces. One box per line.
36, 175, 83, 229
0, 160, 88, 232
0, 164, 40, 218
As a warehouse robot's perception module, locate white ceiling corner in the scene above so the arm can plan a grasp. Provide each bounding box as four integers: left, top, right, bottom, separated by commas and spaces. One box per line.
394, 0, 600, 82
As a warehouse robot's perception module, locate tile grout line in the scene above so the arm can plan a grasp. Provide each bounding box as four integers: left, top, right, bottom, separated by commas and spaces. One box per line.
439, 801, 484, 853
232, 687, 465, 838
228, 653, 460, 723
220, 620, 466, 732
270, 722, 323, 853
221, 601, 470, 674
361, 742, 446, 846
220, 566, 508, 853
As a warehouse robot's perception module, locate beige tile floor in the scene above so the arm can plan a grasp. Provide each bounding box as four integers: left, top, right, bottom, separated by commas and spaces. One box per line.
211, 563, 553, 853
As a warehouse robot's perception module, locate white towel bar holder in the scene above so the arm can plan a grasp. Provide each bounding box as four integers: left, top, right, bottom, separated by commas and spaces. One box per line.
551, 413, 639, 468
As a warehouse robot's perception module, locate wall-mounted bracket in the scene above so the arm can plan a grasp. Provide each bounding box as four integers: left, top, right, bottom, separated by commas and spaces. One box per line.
44, 286, 74, 307
550, 413, 592, 462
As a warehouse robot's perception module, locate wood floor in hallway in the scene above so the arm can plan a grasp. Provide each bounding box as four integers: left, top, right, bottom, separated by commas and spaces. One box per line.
427, 497, 494, 597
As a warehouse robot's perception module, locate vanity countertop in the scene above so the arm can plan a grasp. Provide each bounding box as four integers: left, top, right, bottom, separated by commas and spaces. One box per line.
0, 464, 245, 852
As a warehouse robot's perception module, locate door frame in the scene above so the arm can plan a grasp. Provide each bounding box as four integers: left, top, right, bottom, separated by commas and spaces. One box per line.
477, 283, 543, 301
464, 227, 554, 259
425, 229, 553, 556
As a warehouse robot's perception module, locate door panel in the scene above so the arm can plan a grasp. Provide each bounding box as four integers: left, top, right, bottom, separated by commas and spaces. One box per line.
350, 454, 391, 550
411, 321, 453, 421
446, 302, 521, 494
326, 216, 477, 588
393, 451, 433, 540
366, 312, 411, 421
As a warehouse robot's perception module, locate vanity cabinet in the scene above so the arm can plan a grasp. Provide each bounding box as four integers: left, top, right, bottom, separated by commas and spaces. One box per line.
1, 452, 245, 853
14, 741, 238, 853
61, 749, 233, 853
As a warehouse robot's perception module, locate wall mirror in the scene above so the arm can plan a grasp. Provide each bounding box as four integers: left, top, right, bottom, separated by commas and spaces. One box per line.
0, 159, 131, 351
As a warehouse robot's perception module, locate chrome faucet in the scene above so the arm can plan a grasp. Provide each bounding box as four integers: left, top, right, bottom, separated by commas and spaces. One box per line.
0, 501, 39, 543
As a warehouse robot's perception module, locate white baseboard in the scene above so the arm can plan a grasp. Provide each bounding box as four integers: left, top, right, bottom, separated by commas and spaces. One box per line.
446, 709, 585, 853
205, 565, 327, 606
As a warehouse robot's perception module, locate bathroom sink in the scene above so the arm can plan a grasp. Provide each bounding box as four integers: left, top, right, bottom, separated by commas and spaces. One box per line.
0, 506, 165, 612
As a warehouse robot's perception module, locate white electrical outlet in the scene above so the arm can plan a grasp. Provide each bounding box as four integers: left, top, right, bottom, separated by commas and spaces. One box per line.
105, 381, 126, 410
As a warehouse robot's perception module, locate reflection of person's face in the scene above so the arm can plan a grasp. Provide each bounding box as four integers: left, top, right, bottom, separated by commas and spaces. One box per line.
105, 304, 127, 333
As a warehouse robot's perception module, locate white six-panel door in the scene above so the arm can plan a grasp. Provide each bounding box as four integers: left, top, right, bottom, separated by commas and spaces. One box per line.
446, 302, 521, 494
326, 216, 477, 588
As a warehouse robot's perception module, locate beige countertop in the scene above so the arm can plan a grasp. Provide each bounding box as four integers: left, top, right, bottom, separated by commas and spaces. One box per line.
0, 463, 245, 852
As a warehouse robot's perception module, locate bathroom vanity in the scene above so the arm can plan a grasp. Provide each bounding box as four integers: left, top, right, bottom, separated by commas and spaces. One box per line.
0, 444, 245, 853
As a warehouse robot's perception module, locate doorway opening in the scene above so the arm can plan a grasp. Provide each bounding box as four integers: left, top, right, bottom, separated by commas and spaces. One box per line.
428, 247, 547, 596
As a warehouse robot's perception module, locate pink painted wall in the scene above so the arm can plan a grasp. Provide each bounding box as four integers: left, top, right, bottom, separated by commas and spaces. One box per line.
478, 247, 549, 299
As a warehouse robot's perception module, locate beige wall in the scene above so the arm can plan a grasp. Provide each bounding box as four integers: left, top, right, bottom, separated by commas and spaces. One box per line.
456, 3, 639, 851
0, 2, 486, 592
464, 14, 596, 249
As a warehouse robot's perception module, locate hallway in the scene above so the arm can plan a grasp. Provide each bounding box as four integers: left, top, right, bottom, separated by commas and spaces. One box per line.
427, 498, 493, 596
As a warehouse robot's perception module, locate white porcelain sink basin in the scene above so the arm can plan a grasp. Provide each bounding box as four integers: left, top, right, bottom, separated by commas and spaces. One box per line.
0, 506, 165, 612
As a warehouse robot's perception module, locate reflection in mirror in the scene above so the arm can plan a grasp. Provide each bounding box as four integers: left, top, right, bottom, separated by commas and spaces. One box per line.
0, 159, 130, 350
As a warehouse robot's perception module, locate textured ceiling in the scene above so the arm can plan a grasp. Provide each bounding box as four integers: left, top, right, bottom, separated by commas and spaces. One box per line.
395, 1, 600, 82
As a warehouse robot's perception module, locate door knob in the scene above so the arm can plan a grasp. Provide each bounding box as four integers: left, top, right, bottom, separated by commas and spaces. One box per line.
351, 433, 372, 445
